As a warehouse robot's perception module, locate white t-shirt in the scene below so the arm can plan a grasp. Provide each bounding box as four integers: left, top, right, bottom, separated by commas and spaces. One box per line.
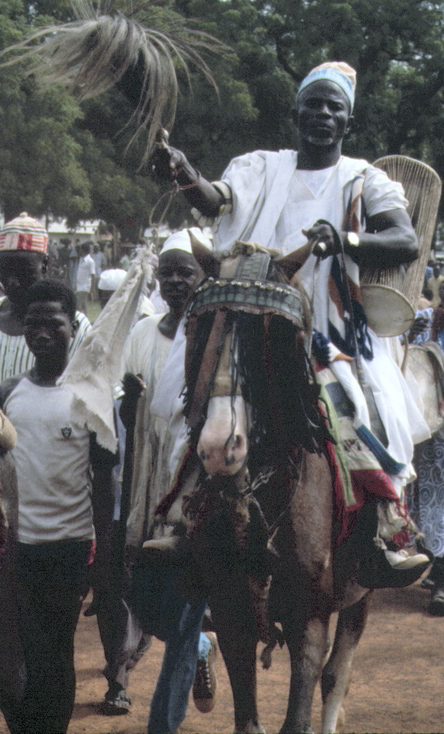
3, 377, 93, 544
76, 254, 96, 292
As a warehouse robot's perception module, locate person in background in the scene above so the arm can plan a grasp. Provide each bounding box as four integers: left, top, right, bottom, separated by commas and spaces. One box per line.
47, 239, 60, 276
0, 278, 116, 734
424, 259, 434, 291
91, 243, 108, 302
408, 285, 444, 615
119, 247, 132, 271
428, 264, 444, 307
76, 241, 96, 316
0, 212, 90, 381
97, 268, 155, 319
417, 287, 433, 311
118, 229, 218, 731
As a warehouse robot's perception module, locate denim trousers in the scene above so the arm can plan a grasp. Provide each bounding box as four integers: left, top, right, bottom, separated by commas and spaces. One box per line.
147, 572, 207, 734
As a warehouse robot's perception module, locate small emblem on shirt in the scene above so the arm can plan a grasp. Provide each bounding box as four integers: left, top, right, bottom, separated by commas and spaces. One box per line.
61, 426, 72, 439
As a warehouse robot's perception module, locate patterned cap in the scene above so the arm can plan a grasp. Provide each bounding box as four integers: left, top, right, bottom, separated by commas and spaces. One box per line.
297, 61, 357, 110
0, 212, 48, 254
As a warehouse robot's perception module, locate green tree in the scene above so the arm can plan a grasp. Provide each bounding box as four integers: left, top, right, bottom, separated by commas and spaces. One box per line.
1, 0, 443, 234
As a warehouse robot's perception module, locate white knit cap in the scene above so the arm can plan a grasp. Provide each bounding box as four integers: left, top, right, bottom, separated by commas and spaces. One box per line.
160, 227, 212, 256
98, 268, 127, 291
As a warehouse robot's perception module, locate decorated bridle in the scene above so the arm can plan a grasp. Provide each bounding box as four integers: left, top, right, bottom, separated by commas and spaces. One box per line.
184, 245, 309, 432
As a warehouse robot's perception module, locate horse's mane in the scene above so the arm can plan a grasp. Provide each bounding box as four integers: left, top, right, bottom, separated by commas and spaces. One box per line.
183, 260, 330, 466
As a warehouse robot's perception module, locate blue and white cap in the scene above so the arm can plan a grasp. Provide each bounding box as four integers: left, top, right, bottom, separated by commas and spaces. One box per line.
297, 61, 357, 111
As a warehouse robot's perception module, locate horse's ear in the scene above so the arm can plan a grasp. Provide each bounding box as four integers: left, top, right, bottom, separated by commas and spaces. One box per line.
276, 240, 315, 280
189, 232, 221, 278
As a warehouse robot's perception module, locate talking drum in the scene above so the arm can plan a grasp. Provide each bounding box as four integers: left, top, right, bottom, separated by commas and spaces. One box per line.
360, 156, 442, 337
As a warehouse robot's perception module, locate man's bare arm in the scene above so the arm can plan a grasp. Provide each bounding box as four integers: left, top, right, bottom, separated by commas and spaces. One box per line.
151, 145, 224, 217
305, 208, 418, 267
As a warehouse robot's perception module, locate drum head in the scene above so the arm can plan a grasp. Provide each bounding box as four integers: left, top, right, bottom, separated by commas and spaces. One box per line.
360, 284, 415, 337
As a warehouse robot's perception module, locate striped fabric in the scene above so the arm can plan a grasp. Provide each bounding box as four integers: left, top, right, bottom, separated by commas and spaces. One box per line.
0, 299, 91, 382
0, 213, 48, 254
327, 173, 373, 360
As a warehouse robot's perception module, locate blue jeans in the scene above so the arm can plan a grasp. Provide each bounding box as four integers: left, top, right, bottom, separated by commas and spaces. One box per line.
148, 589, 207, 734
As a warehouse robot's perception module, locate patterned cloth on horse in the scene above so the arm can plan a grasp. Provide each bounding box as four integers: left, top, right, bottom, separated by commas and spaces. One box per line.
316, 366, 401, 546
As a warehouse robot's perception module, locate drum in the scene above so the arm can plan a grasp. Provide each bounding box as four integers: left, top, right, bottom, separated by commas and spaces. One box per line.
360, 156, 442, 337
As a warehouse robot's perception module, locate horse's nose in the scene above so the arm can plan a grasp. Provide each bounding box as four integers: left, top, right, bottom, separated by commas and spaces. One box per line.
224, 433, 246, 466
197, 431, 247, 477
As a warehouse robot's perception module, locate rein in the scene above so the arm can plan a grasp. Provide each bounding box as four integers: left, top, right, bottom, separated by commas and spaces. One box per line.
242, 449, 305, 539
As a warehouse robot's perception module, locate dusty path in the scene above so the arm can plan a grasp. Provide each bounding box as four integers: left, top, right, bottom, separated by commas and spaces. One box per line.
1, 582, 444, 734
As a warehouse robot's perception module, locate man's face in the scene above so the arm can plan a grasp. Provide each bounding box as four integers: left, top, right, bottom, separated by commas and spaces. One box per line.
0, 251, 45, 306
158, 249, 202, 311
24, 301, 74, 361
433, 265, 441, 278
295, 80, 352, 148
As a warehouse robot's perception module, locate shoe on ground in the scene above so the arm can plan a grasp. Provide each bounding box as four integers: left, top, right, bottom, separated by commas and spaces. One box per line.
193, 631, 218, 713
428, 587, 444, 616
421, 575, 436, 590
101, 688, 132, 715
384, 549, 430, 571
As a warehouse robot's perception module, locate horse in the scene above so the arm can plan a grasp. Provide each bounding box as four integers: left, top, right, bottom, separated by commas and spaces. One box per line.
159, 240, 384, 734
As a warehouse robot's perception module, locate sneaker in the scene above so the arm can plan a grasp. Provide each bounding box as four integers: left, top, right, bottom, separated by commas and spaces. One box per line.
193, 631, 218, 713
102, 688, 132, 715
421, 575, 436, 590
384, 549, 430, 570
428, 587, 444, 616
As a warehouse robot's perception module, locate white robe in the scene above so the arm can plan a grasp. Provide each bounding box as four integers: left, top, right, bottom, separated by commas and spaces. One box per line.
153, 151, 430, 492
124, 315, 174, 546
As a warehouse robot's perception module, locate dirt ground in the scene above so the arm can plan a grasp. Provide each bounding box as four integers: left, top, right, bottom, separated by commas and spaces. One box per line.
1, 582, 444, 734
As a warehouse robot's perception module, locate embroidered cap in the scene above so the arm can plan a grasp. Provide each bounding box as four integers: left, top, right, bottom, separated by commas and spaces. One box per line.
297, 61, 357, 110
0, 212, 48, 254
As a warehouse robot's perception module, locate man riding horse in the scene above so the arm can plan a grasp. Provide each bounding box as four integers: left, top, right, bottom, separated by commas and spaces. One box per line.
152, 61, 431, 575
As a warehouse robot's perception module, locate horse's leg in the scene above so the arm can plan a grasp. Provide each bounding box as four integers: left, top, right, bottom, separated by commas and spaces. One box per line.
321, 594, 370, 734
280, 613, 330, 734
210, 598, 265, 734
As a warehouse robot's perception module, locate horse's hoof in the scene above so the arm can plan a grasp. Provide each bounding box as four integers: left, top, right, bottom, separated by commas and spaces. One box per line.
337, 705, 346, 730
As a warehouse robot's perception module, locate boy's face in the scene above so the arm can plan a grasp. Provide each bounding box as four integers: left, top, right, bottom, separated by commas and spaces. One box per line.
24, 301, 76, 361
0, 251, 46, 306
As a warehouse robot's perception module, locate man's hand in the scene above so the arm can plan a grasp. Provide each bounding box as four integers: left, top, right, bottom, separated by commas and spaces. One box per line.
120, 372, 146, 430
408, 315, 430, 343
150, 144, 196, 185
302, 221, 340, 259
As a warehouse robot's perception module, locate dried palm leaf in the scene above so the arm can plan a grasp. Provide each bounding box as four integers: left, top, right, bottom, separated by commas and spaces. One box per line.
0, 1, 226, 163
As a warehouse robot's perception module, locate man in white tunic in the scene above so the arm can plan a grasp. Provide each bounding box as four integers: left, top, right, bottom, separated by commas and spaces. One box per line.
117, 230, 218, 731
151, 61, 430, 572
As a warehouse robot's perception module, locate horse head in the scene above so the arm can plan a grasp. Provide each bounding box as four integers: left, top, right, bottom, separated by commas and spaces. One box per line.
184, 239, 325, 481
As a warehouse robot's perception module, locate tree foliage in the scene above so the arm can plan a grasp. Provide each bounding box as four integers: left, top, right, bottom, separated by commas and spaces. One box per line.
0, 0, 443, 236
